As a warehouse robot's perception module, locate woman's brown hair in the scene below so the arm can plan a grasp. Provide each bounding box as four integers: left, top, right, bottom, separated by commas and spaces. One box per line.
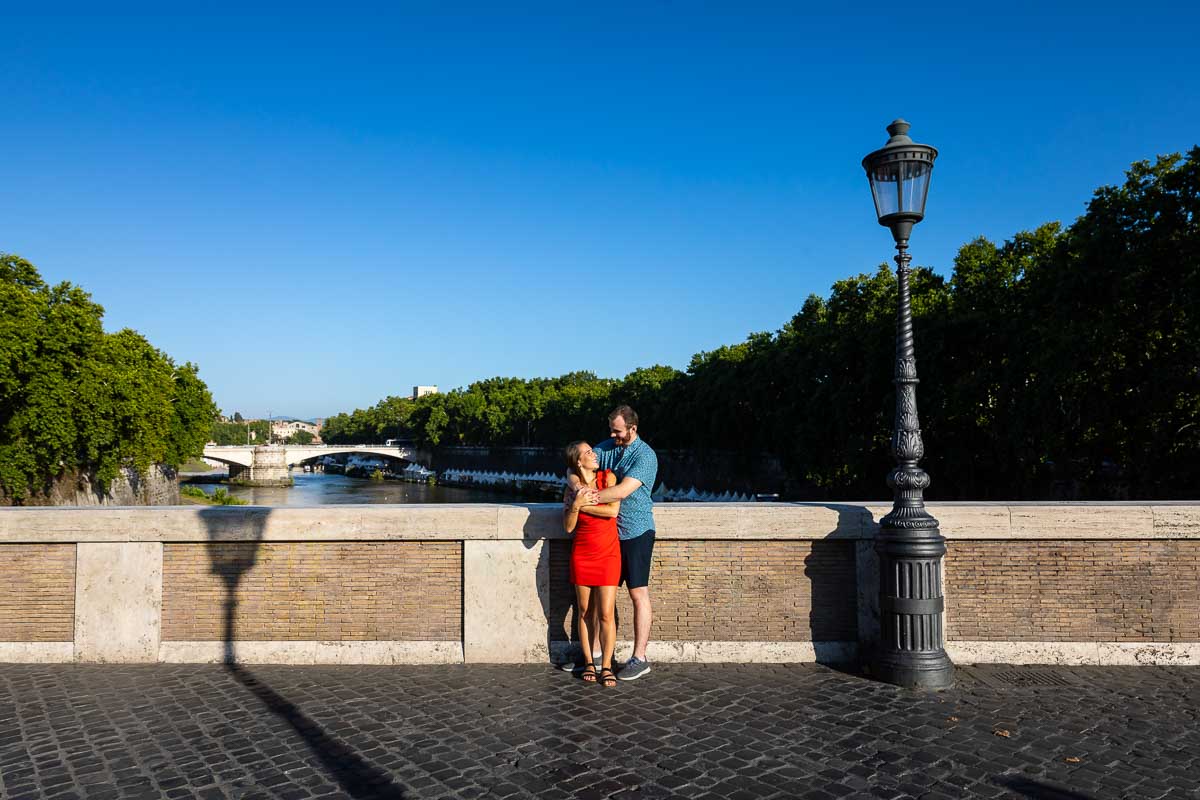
564, 440, 588, 480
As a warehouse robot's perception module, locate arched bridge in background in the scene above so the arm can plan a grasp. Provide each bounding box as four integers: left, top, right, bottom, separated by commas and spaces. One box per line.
201, 444, 430, 486
203, 444, 424, 468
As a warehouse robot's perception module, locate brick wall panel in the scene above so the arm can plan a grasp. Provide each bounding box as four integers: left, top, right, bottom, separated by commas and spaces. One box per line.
0, 544, 75, 642
946, 541, 1200, 642
550, 539, 857, 642
162, 542, 461, 641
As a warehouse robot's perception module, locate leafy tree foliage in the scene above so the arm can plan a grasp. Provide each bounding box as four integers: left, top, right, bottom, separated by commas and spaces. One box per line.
210, 419, 270, 445
285, 430, 315, 445
325, 150, 1199, 498
0, 255, 218, 501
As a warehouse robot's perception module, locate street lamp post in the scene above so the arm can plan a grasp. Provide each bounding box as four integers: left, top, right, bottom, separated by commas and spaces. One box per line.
861, 119, 953, 689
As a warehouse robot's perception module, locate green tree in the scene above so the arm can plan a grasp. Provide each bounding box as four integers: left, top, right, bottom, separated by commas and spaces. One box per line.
285, 430, 315, 445
0, 254, 217, 501
314, 148, 1200, 499
210, 419, 269, 446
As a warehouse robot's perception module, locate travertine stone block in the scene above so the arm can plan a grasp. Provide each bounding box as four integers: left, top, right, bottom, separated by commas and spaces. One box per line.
1009, 504, 1154, 539
463, 539, 548, 663
74, 542, 162, 663
4, 503, 1199, 543
653, 504, 740, 538
737, 504, 863, 539
158, 640, 463, 664
1152, 505, 1200, 538
947, 641, 1100, 665
931, 505, 1012, 538
855, 539, 881, 657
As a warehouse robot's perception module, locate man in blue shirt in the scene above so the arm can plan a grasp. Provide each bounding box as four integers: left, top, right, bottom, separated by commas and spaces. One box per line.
579, 405, 658, 681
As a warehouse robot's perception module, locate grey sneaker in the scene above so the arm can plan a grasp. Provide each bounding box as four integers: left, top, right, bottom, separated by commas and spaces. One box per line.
617, 656, 651, 681
559, 651, 602, 672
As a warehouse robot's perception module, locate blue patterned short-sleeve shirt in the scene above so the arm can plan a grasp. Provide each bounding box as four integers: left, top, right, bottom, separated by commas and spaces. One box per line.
592, 437, 657, 540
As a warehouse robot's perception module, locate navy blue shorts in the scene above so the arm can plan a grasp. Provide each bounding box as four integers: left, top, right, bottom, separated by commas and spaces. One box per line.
619, 529, 655, 589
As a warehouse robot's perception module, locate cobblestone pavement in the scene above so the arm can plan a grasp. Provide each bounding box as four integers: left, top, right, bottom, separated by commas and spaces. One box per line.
0, 662, 1197, 800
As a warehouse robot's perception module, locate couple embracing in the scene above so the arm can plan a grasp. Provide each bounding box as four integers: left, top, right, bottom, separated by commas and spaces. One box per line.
561, 405, 657, 687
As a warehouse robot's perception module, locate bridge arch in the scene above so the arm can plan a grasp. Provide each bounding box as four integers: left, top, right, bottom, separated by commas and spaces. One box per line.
197, 450, 253, 468
284, 446, 423, 468
202, 444, 432, 471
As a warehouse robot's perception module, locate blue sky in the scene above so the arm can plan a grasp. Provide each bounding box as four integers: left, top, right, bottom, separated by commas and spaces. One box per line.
3, 2, 1197, 420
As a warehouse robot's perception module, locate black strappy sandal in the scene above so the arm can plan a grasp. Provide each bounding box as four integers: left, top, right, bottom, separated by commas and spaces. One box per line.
598, 667, 617, 688
580, 664, 598, 683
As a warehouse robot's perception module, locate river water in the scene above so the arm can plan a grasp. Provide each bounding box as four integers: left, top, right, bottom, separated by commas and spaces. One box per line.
186, 472, 529, 506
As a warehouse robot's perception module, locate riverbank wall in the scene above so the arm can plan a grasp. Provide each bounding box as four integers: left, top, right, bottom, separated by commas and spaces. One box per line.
431, 445, 791, 495
0, 465, 180, 507
2, 503, 1198, 667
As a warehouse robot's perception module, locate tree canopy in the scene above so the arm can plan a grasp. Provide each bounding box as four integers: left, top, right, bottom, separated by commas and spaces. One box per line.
0, 255, 218, 501
322, 149, 1200, 499
210, 419, 271, 446
286, 430, 315, 445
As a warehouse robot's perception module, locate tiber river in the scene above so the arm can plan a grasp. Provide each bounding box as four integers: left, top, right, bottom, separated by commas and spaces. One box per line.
187, 471, 528, 506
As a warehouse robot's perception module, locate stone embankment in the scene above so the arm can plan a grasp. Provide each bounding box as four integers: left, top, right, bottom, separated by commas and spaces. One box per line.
433, 469, 762, 502
430, 445, 791, 496
0, 465, 179, 506
438, 468, 562, 499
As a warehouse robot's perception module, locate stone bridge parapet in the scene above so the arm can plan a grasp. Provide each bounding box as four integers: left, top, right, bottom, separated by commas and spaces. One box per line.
1, 503, 1198, 666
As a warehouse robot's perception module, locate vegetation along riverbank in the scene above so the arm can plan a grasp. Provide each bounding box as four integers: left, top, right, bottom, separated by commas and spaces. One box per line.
320, 151, 1200, 501
0, 255, 216, 505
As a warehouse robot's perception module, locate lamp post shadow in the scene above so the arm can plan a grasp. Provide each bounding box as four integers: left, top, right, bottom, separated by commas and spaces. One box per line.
520, 508, 575, 666
804, 503, 875, 674
993, 775, 1097, 800
199, 506, 408, 800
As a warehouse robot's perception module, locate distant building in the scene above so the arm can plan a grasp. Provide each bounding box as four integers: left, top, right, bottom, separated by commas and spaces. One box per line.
413, 385, 438, 400
272, 419, 323, 443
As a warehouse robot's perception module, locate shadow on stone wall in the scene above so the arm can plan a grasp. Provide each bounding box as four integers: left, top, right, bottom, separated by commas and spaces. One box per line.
806, 504, 874, 671
518, 509, 570, 664
199, 507, 408, 799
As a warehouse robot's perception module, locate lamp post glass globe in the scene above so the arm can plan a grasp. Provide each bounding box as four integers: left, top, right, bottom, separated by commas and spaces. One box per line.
862, 119, 937, 243
862, 119, 953, 690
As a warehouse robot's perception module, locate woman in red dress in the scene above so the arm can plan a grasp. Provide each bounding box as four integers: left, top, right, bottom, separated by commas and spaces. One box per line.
563, 440, 621, 687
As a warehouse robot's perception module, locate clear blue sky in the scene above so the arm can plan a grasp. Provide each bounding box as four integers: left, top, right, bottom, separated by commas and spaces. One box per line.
3, 2, 1196, 420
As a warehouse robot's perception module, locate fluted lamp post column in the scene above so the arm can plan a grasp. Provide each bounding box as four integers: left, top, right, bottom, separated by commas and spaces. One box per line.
862, 119, 953, 689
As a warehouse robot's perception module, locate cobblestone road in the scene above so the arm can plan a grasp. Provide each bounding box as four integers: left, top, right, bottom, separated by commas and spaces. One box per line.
0, 662, 1197, 799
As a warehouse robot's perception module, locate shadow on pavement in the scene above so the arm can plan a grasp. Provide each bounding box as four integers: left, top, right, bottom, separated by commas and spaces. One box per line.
994, 775, 1096, 799
201, 506, 407, 799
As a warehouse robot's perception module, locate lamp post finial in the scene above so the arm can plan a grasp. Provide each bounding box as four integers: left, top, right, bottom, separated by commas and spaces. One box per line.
886, 119, 913, 144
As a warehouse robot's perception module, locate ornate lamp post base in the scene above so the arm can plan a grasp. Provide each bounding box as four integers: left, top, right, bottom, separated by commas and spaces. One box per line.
874, 528, 954, 689
876, 648, 955, 690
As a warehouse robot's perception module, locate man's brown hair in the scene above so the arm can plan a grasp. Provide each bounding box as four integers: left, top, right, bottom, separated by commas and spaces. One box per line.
608, 405, 638, 428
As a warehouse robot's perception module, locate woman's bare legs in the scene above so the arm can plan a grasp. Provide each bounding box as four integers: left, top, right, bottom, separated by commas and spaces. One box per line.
596, 585, 618, 675
574, 585, 598, 680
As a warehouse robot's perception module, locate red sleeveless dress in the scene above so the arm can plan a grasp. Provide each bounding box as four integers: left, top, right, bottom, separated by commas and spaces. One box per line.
570, 469, 621, 586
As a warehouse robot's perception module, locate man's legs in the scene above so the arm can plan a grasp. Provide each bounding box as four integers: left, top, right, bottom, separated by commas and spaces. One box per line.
617, 530, 654, 680
628, 585, 652, 661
